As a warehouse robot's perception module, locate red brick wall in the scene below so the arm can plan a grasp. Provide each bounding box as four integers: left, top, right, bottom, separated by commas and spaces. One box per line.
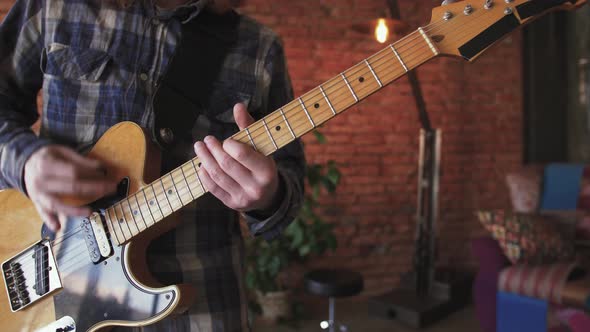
0, 0, 9, 21
241, 0, 522, 295
1, 0, 523, 295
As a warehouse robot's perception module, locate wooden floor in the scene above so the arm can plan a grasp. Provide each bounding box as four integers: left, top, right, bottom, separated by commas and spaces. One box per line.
253, 297, 482, 332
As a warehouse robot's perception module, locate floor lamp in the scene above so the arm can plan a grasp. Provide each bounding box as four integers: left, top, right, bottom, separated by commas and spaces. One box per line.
358, 0, 472, 328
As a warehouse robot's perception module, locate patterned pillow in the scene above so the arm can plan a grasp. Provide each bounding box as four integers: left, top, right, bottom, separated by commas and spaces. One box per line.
477, 210, 576, 265
506, 169, 542, 213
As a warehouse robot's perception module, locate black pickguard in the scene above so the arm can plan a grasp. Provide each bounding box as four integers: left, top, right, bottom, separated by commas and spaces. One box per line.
46, 180, 175, 331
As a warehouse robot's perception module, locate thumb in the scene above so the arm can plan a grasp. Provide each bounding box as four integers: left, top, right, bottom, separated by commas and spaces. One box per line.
233, 103, 255, 130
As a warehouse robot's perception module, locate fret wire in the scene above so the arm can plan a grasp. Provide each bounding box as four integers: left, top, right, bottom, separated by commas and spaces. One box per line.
248, 42, 425, 152
256, 48, 417, 150
364, 59, 382, 87
261, 118, 278, 150
298, 97, 315, 127
180, 167, 195, 200
232, 36, 431, 154
279, 107, 296, 138
106, 208, 122, 244
418, 27, 439, 55
160, 179, 175, 211
244, 128, 257, 151
191, 159, 205, 191
141, 188, 157, 223
251, 48, 420, 154
169, 173, 184, 206
103, 209, 117, 244
340, 73, 359, 102
319, 85, 337, 115
150, 183, 167, 218
115, 32, 438, 235
120, 202, 137, 235
125, 198, 141, 233
389, 44, 408, 72
113, 204, 129, 241
133, 194, 150, 228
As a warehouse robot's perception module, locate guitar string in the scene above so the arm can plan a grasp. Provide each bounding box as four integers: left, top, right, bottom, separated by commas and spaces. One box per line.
205, 7, 494, 155
6, 9, 481, 277
12, 3, 500, 259
8, 181, 196, 279
218, 7, 493, 154
1, 9, 524, 322
221, 7, 493, 147
5, 23, 473, 285
15, 10, 460, 249
5, 8, 494, 291
3, 31, 486, 304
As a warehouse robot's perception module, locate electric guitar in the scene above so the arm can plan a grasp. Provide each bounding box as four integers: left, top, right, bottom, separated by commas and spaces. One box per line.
0, 0, 585, 331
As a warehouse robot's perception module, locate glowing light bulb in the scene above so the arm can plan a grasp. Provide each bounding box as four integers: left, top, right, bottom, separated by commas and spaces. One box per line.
375, 18, 389, 44
320, 321, 330, 329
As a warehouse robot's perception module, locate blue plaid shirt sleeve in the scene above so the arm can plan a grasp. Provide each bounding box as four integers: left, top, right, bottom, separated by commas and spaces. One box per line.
242, 37, 306, 241
0, 0, 52, 193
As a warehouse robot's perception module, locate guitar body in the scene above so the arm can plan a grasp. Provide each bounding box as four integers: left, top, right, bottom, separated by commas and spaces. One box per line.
0, 122, 195, 332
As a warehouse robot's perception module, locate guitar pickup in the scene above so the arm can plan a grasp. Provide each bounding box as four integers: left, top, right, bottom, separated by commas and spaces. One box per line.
33, 243, 49, 296
82, 212, 112, 263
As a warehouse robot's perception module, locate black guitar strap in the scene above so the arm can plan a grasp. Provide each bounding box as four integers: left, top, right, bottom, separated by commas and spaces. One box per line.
152, 9, 241, 150
146, 9, 242, 276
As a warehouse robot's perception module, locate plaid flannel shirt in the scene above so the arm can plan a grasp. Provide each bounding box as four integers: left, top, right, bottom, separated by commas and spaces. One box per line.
0, 0, 305, 330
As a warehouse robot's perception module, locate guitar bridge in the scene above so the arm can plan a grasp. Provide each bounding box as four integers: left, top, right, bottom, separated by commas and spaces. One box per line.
2, 239, 62, 312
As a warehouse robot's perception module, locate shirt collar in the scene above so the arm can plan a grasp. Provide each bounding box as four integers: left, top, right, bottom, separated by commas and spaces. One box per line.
150, 0, 212, 23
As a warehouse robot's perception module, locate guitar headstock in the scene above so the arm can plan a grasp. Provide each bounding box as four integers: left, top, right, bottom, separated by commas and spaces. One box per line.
427, 0, 587, 61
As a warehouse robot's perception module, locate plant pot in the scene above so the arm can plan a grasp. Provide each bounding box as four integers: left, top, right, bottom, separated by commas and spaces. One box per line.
256, 290, 291, 324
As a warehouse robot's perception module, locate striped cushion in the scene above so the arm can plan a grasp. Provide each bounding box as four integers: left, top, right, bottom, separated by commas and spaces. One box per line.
499, 263, 577, 304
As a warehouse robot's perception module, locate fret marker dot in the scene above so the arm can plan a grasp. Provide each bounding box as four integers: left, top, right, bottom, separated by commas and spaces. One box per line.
149, 200, 154, 206
275, 125, 281, 131
198, 162, 202, 168
119, 219, 123, 223
133, 210, 138, 216
314, 103, 320, 109
359, 77, 365, 83
167, 189, 173, 195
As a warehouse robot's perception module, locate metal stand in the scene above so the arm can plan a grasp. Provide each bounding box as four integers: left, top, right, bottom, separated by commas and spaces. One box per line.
415, 129, 441, 298
368, 0, 472, 327
321, 297, 349, 332
368, 129, 471, 328
329, 297, 334, 332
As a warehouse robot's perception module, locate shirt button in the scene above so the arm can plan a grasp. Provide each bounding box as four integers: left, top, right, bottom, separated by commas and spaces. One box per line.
139, 73, 149, 81
159, 127, 174, 144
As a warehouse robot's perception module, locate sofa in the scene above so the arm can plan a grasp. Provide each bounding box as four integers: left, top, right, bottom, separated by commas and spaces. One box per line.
472, 164, 590, 332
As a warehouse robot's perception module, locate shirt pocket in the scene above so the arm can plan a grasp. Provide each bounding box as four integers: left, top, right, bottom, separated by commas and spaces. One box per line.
40, 43, 115, 149
42, 43, 111, 81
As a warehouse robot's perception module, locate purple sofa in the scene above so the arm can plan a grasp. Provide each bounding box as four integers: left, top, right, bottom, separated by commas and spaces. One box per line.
472, 236, 510, 332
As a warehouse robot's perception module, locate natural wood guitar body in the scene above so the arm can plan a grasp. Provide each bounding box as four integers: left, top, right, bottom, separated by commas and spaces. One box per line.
0, 122, 194, 332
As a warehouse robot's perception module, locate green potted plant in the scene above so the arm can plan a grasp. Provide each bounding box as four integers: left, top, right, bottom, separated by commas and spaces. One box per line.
245, 131, 340, 324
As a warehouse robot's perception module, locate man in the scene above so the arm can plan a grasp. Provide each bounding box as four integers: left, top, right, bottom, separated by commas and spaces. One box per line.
0, 0, 305, 330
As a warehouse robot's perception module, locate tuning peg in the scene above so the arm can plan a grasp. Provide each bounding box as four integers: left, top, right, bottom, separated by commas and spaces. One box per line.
441, 0, 459, 5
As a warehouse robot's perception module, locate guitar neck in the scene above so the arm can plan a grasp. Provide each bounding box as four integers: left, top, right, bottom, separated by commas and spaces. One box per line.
104, 28, 439, 245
